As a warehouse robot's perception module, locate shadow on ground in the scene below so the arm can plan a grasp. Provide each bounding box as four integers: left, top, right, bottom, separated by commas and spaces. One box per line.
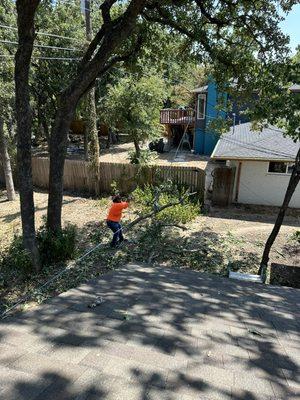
0, 263, 299, 399
207, 206, 300, 226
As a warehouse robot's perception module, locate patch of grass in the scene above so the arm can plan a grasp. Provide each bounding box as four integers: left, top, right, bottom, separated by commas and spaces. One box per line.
225, 231, 246, 245
96, 197, 110, 208
290, 230, 300, 243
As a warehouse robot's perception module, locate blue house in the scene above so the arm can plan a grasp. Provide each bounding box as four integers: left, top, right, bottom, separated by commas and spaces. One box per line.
193, 81, 221, 155
160, 79, 250, 156
192, 81, 250, 155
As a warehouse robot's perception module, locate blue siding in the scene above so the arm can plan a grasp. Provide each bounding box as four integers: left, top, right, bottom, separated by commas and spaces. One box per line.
194, 81, 226, 155
194, 128, 205, 154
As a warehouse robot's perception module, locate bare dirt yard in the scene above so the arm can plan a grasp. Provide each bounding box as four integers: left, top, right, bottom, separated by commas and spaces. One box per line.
0, 189, 299, 313
34, 137, 209, 168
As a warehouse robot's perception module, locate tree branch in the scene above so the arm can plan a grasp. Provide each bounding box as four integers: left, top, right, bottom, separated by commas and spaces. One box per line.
194, 0, 229, 26
142, 7, 233, 68
126, 192, 196, 230
100, 0, 117, 24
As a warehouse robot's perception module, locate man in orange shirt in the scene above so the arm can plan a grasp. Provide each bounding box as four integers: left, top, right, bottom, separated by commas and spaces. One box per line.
106, 195, 129, 247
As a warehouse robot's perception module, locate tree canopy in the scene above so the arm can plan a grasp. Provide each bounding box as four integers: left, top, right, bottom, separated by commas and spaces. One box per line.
3, 0, 299, 268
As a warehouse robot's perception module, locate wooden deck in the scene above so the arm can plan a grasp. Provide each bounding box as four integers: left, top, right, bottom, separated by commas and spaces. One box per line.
160, 108, 195, 125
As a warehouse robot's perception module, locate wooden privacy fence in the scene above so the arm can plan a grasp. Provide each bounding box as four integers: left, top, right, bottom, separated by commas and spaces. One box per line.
2, 157, 205, 197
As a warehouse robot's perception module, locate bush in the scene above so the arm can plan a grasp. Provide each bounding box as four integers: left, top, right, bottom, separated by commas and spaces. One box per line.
0, 235, 32, 275
132, 184, 200, 224
290, 230, 300, 243
37, 224, 77, 267
0, 225, 77, 275
128, 149, 157, 165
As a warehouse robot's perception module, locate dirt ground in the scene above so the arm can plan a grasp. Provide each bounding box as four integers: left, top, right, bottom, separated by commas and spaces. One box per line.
98, 141, 209, 168
33, 137, 209, 169
1, 190, 299, 268
0, 189, 299, 314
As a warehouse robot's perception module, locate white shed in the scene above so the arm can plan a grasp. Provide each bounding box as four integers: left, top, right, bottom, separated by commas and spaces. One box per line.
211, 123, 300, 208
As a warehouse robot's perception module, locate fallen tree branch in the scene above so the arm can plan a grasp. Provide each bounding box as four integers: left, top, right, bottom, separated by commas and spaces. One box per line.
125, 192, 196, 231
160, 223, 187, 231
168, 248, 200, 254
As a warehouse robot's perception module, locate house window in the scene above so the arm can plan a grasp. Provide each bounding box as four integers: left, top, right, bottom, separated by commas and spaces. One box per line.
268, 161, 294, 174
197, 94, 206, 120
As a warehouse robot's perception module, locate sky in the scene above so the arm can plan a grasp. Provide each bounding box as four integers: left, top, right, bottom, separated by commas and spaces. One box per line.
280, 3, 300, 54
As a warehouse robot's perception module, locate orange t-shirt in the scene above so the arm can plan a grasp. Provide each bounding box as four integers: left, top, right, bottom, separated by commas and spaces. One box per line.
107, 202, 129, 222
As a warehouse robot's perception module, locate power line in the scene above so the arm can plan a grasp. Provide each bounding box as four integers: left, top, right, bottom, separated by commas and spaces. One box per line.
0, 54, 80, 61
0, 24, 80, 42
0, 39, 80, 52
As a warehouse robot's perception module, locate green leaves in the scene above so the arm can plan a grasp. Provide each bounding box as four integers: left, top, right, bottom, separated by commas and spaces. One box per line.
103, 72, 166, 154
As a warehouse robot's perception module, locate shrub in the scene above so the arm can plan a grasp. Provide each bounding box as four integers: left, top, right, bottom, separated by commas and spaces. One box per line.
132, 184, 200, 224
0, 224, 77, 275
290, 230, 300, 243
37, 224, 77, 267
0, 235, 32, 275
128, 149, 157, 165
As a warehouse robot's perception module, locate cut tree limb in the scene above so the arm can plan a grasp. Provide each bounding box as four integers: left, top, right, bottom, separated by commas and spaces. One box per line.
160, 223, 187, 230
126, 192, 196, 230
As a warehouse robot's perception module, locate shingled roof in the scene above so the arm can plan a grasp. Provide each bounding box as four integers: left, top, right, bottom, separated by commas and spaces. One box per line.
211, 123, 299, 161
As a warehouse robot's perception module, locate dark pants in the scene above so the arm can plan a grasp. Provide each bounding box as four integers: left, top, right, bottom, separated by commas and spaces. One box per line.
107, 220, 124, 246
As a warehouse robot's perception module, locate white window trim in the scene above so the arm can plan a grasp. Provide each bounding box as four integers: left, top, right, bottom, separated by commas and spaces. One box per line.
267, 161, 294, 175
197, 94, 206, 120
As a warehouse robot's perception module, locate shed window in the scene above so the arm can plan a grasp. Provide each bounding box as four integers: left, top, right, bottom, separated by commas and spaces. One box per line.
268, 162, 294, 174
197, 94, 206, 120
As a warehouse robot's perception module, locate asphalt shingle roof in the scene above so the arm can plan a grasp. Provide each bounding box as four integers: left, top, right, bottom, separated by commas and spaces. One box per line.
211, 122, 299, 161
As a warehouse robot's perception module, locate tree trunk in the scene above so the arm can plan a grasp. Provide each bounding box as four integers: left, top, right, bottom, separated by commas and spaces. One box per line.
258, 147, 300, 276
0, 118, 16, 201
47, 96, 77, 233
133, 138, 141, 160
15, 0, 41, 271
86, 87, 100, 195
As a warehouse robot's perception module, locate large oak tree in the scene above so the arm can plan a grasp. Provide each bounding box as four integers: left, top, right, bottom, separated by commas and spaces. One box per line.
45, 0, 293, 233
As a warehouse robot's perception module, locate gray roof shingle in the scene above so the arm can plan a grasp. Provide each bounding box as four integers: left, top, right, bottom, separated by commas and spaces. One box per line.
211, 122, 299, 161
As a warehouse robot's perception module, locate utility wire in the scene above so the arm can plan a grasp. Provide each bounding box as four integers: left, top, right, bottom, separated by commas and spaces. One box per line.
0, 24, 80, 41
0, 54, 80, 61
0, 39, 80, 52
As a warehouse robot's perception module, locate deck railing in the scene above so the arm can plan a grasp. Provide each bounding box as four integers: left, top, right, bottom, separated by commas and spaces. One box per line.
160, 108, 195, 125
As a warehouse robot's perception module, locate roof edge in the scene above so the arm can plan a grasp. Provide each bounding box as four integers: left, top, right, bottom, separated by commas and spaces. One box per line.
210, 156, 295, 162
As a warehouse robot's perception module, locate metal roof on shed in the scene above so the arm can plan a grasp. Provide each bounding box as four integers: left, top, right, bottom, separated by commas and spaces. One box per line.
211, 122, 299, 161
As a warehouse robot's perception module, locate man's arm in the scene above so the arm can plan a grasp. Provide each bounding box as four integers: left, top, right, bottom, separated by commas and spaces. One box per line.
121, 201, 129, 209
